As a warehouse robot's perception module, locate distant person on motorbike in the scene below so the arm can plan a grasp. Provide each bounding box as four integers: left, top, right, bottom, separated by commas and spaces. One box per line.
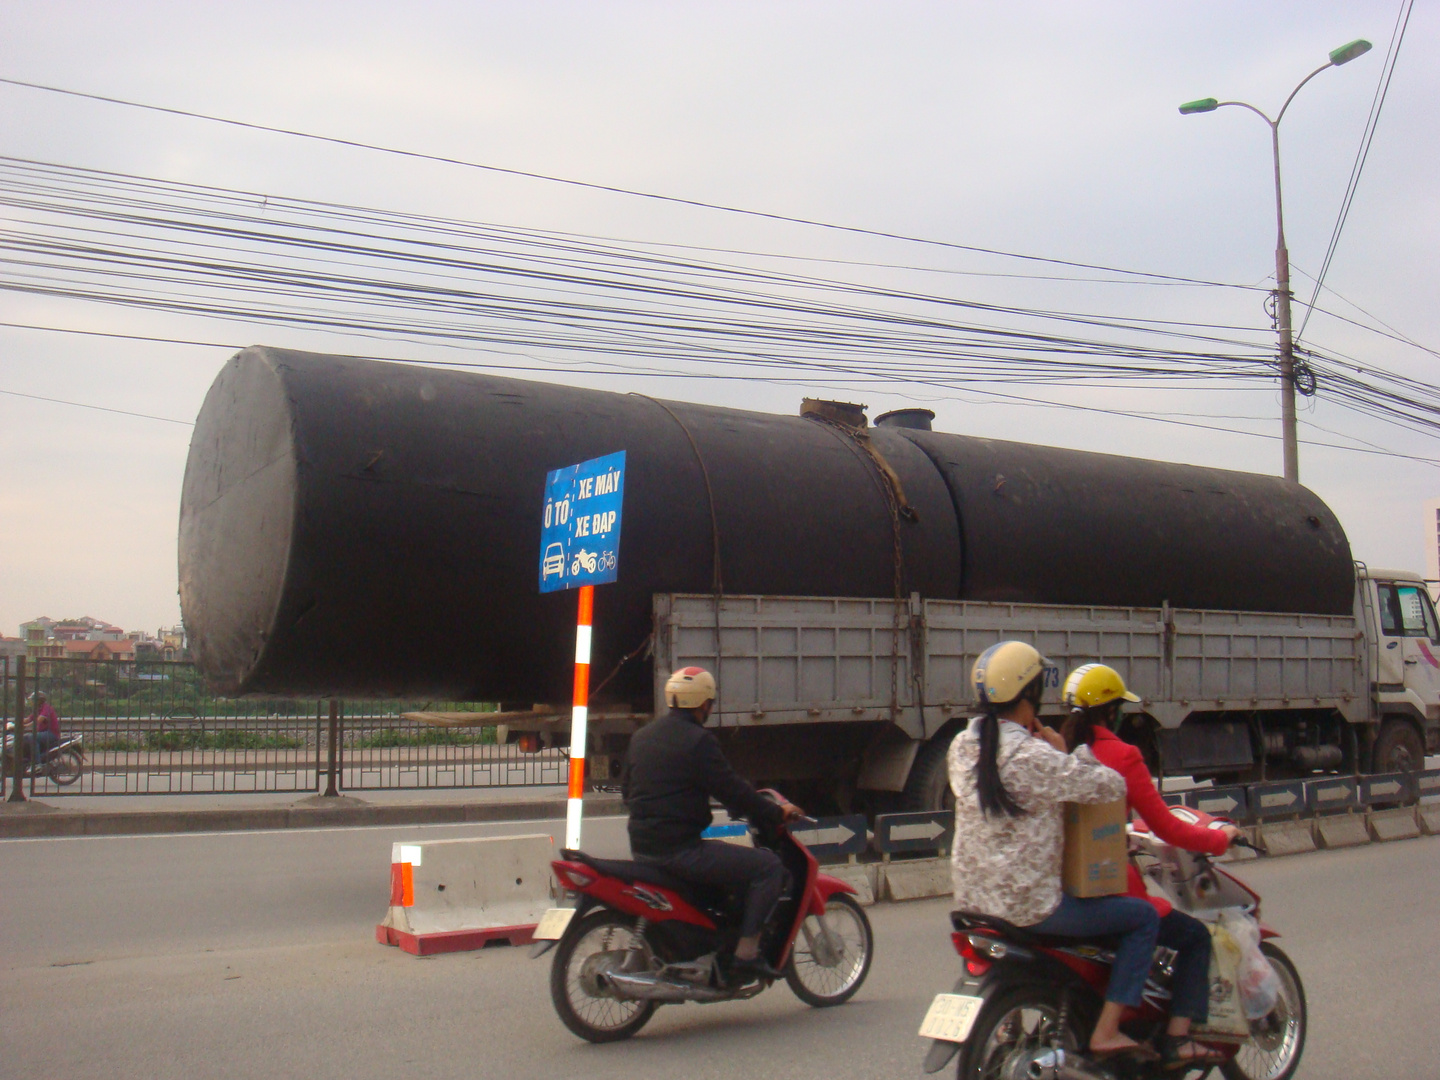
621, 666, 805, 981
1062, 664, 1240, 1069
949, 642, 1160, 1062
26, 691, 60, 773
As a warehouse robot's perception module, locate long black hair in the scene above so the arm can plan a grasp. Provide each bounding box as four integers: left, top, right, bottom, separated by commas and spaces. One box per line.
1060, 700, 1121, 753
973, 673, 1044, 818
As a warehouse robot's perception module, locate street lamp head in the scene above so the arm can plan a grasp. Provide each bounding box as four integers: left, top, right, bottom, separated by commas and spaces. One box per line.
1329, 39, 1372, 66
1179, 97, 1219, 115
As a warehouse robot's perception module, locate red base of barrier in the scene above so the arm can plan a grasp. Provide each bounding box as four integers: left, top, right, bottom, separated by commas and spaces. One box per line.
375, 922, 537, 955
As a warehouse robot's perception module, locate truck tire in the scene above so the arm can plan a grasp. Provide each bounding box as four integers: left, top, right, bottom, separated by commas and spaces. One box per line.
898, 726, 960, 812
1372, 717, 1424, 774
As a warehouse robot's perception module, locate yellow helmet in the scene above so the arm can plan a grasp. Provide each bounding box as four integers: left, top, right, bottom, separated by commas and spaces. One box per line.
972, 641, 1051, 705
665, 666, 717, 709
1062, 663, 1141, 709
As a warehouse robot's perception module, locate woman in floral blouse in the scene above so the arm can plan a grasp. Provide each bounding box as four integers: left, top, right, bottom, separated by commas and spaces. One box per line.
949, 641, 1160, 1062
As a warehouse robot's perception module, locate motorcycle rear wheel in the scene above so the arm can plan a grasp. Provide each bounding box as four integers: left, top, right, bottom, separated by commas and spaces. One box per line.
784, 892, 873, 1006
549, 909, 657, 1043
1221, 942, 1306, 1080
956, 983, 1087, 1080
48, 748, 83, 786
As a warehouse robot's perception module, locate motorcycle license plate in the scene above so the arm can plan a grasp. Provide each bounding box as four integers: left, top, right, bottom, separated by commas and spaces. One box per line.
532, 908, 576, 941
918, 993, 984, 1043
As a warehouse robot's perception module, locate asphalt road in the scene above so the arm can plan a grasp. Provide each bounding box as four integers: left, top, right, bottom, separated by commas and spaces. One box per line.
0, 820, 1435, 1080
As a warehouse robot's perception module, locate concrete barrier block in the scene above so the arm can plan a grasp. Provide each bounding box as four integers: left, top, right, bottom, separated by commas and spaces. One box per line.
819, 862, 877, 905
378, 833, 556, 954
1256, 819, 1316, 857
1367, 807, 1421, 843
1418, 804, 1440, 836
882, 857, 951, 902
1316, 814, 1370, 850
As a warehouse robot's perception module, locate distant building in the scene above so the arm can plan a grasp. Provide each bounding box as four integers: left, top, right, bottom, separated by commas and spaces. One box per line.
22, 615, 128, 660
61, 639, 136, 662
0, 637, 25, 666
1427, 498, 1440, 601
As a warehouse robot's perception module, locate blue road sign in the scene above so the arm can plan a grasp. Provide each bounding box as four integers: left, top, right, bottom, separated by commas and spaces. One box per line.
874, 811, 953, 854
538, 451, 625, 593
1247, 781, 1306, 818
788, 814, 868, 860
1304, 776, 1359, 812
1360, 772, 1412, 805
1184, 786, 1250, 820
1415, 768, 1440, 802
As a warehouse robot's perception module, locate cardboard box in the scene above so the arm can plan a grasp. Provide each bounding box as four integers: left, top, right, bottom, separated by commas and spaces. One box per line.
1061, 799, 1128, 897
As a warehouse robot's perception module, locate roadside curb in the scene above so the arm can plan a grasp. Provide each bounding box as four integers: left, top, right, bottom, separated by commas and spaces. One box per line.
0, 793, 626, 838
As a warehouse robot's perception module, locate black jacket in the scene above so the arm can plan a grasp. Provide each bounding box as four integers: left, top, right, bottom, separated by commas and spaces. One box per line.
621, 708, 784, 858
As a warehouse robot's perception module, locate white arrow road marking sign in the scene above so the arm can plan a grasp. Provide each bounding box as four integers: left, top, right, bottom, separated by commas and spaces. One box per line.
1196, 794, 1239, 813
891, 820, 948, 843
1313, 784, 1352, 802
1369, 780, 1402, 797
791, 822, 860, 847
1259, 789, 1299, 809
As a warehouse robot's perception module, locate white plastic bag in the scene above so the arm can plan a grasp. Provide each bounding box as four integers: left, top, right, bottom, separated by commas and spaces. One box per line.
1219, 910, 1280, 1020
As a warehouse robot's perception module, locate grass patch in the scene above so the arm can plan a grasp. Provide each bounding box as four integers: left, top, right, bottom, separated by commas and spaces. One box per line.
91, 731, 304, 751
357, 727, 497, 748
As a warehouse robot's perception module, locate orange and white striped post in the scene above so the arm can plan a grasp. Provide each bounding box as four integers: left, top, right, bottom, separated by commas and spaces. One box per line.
564, 584, 595, 850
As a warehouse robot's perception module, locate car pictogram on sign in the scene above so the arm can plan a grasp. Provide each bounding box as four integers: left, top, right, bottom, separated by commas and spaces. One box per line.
541, 543, 565, 579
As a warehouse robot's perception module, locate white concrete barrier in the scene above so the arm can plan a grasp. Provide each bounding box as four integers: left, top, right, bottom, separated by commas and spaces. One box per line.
376, 834, 556, 955
1316, 813, 1369, 849
1367, 807, 1421, 843
1256, 819, 1316, 857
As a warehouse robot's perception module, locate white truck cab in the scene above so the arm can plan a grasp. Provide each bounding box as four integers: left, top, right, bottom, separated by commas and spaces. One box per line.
1358, 567, 1440, 770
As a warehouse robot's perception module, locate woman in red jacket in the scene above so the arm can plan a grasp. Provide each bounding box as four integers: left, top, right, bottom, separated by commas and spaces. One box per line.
1062, 664, 1241, 1070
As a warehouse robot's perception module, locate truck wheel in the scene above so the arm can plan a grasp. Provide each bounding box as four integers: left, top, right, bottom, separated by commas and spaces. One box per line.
898, 727, 958, 812
1372, 718, 1424, 774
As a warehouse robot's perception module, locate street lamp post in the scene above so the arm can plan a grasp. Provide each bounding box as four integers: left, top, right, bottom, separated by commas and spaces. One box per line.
1180, 38, 1372, 483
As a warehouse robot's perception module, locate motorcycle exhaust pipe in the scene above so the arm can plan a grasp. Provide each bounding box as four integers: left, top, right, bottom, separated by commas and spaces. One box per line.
1023, 1048, 1116, 1080
603, 970, 731, 1003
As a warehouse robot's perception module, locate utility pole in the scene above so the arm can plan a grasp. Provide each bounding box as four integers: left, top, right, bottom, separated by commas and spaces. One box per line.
1181, 38, 1373, 483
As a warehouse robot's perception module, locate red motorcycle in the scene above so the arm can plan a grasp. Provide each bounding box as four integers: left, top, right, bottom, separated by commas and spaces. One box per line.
920, 807, 1306, 1080
534, 796, 873, 1043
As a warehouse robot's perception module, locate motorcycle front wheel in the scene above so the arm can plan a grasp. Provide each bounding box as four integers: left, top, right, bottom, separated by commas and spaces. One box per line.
548, 909, 657, 1043
1222, 942, 1306, 1080
48, 748, 83, 786
784, 892, 873, 1006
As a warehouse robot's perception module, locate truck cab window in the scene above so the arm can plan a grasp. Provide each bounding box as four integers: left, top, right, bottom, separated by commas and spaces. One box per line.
1396, 586, 1440, 642
1377, 584, 1401, 635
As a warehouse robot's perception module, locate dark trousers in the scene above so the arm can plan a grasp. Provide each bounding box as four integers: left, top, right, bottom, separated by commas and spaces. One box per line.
1158, 909, 1212, 1023
645, 840, 785, 939
1028, 894, 1160, 1007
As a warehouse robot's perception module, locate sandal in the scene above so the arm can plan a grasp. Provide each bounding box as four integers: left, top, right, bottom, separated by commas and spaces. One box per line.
1092, 1041, 1161, 1064
1158, 1034, 1226, 1070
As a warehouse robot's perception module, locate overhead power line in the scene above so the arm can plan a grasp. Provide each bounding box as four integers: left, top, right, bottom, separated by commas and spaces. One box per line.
0, 386, 192, 424
1295, 0, 1414, 342
0, 75, 1256, 289
4, 320, 1435, 466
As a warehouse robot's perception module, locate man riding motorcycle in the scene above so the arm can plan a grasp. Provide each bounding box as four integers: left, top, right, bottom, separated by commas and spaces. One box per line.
620, 666, 805, 981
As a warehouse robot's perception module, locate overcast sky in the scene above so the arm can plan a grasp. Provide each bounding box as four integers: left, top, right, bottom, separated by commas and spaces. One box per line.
1, 1, 1435, 636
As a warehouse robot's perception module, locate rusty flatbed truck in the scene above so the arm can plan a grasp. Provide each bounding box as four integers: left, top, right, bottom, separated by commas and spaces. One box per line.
464, 565, 1440, 814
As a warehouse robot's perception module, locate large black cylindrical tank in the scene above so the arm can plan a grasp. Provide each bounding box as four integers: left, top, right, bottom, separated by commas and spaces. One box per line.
179, 347, 1354, 701
178, 347, 961, 700
896, 430, 1352, 614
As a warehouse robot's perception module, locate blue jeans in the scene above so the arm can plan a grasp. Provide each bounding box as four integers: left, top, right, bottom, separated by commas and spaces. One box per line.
1029, 894, 1159, 1007
1158, 910, 1212, 1022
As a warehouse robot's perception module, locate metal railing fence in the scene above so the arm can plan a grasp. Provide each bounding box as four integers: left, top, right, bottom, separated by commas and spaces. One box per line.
1, 658, 565, 796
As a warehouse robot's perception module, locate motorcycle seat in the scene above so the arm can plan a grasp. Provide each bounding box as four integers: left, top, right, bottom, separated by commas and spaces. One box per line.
561, 849, 732, 909
952, 910, 1120, 952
